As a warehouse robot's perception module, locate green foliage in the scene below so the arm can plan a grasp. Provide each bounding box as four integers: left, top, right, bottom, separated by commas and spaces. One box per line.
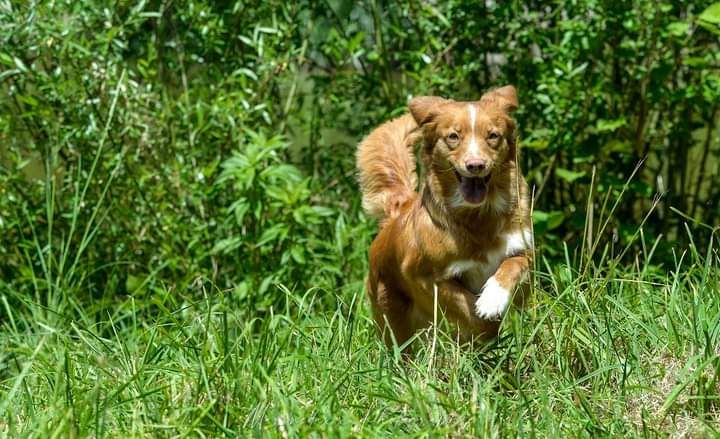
1, 0, 720, 435
2, 0, 719, 298
212, 130, 346, 309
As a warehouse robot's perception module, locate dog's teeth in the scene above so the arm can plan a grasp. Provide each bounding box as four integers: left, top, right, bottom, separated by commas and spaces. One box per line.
475, 276, 510, 320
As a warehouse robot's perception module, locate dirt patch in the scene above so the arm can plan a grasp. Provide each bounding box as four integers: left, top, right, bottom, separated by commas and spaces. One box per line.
626, 353, 719, 438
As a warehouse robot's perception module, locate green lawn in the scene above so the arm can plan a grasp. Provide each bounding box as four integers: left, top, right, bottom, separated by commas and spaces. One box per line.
2, 235, 718, 437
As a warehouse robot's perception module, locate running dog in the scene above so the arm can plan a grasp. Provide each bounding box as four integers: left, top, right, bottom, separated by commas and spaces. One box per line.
356, 85, 533, 348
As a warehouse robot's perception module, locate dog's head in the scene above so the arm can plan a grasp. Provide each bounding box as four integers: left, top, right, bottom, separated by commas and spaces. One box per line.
409, 86, 518, 209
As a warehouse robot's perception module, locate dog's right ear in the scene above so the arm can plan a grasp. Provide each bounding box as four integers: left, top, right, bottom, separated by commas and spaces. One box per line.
409, 96, 447, 125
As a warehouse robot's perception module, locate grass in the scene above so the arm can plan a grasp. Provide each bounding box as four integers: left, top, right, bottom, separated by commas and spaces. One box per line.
1, 126, 719, 436
1, 226, 719, 437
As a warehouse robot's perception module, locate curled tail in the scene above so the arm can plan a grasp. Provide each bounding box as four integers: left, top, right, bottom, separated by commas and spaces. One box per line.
356, 114, 421, 221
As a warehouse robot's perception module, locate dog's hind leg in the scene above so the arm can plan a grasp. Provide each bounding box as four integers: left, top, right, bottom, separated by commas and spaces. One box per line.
366, 277, 415, 350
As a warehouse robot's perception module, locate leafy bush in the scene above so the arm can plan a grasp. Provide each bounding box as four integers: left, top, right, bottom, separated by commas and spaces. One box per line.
1, 0, 719, 310
212, 130, 344, 309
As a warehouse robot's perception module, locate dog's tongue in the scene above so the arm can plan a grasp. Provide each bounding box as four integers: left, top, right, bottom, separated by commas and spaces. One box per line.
459, 176, 489, 204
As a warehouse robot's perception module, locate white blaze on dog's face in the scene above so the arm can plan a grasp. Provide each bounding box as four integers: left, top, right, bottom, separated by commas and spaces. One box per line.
409, 86, 518, 207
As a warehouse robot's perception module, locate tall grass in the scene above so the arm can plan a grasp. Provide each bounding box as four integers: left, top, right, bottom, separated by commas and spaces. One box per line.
1, 150, 719, 437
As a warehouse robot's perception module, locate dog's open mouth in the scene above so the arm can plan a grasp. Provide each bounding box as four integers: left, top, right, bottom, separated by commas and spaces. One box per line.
455, 171, 491, 204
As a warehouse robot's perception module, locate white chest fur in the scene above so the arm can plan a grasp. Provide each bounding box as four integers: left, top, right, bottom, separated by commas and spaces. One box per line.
443, 228, 533, 294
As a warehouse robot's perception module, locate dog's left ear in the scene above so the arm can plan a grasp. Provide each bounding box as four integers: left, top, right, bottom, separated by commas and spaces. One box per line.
409, 96, 448, 125
480, 85, 518, 113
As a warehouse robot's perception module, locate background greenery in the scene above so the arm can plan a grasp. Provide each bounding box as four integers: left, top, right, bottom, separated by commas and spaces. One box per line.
1, 0, 719, 436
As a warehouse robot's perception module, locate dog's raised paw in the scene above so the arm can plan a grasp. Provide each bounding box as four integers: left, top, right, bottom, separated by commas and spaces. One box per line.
475, 276, 510, 320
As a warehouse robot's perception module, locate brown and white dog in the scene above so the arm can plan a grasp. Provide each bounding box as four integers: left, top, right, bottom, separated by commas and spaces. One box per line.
356, 85, 533, 348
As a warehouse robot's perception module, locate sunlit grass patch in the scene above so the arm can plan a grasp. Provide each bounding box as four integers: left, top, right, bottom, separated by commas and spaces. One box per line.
1, 232, 718, 437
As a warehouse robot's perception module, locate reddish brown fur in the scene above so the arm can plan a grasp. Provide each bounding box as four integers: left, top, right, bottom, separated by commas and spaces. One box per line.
357, 86, 533, 349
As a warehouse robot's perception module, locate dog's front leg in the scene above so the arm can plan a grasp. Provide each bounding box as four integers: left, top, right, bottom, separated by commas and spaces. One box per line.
475, 255, 531, 320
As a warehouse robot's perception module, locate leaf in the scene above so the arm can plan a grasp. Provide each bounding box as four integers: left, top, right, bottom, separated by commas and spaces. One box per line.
234, 68, 258, 81
290, 245, 306, 264
126, 275, 142, 293
698, 20, 720, 35
604, 139, 632, 153
523, 138, 550, 150
569, 62, 588, 78
536, 94, 551, 105
347, 32, 365, 53
266, 185, 289, 203
261, 164, 303, 183
211, 237, 243, 254
292, 206, 310, 225
594, 117, 626, 133
555, 168, 586, 183
256, 224, 287, 246
233, 282, 250, 301
523, 128, 551, 150
229, 199, 250, 225
311, 206, 335, 217
533, 210, 565, 231
683, 57, 709, 67
13, 56, 27, 72
19, 94, 39, 107
256, 26, 280, 35
667, 21, 689, 36
258, 276, 274, 295
0, 53, 13, 67
699, 2, 720, 24
139, 12, 162, 18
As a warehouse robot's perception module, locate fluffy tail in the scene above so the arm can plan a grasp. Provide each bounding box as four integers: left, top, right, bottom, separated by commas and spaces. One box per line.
356, 114, 421, 221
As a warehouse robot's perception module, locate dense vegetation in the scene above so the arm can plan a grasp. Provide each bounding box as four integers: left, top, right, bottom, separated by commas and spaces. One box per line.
1, 1, 719, 436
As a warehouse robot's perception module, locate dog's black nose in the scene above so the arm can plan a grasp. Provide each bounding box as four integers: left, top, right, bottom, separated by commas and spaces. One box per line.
465, 159, 486, 174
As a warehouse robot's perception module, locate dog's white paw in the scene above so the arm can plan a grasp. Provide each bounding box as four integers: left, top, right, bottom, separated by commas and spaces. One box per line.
475, 276, 510, 320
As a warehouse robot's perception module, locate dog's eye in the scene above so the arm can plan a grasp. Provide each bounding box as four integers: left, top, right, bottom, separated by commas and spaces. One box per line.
446, 132, 460, 143
488, 131, 500, 140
